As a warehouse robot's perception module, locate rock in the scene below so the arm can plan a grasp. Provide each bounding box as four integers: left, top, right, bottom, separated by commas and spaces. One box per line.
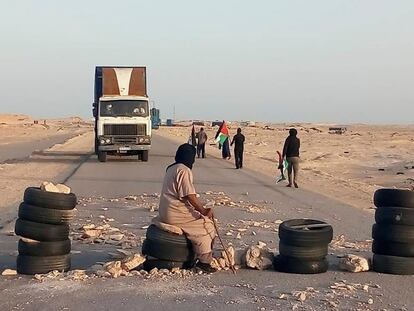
82, 229, 102, 238
338, 254, 370, 272
40, 181, 60, 193
104, 261, 123, 278
2, 269, 17, 276
121, 254, 146, 271
125, 195, 138, 201
245, 245, 273, 270
56, 183, 71, 194
257, 241, 267, 248
236, 233, 242, 239
149, 268, 159, 276
218, 257, 227, 269
368, 298, 374, 304
109, 233, 125, 241
171, 267, 180, 274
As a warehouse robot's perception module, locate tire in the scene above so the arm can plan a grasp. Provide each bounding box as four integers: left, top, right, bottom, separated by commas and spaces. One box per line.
143, 258, 194, 271
279, 219, 333, 247
24, 187, 77, 210
279, 242, 328, 260
18, 239, 71, 256
143, 225, 194, 262
373, 254, 414, 275
142, 150, 149, 162
98, 151, 107, 162
374, 188, 414, 208
372, 239, 414, 257
15, 219, 70, 242
17, 254, 71, 275
372, 224, 414, 243
273, 255, 328, 274
375, 206, 414, 226
18, 203, 74, 225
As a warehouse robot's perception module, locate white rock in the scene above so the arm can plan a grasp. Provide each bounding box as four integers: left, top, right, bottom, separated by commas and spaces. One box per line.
40, 181, 60, 193
338, 254, 370, 272
1, 269, 17, 276
121, 254, 146, 271
245, 245, 273, 270
56, 183, 71, 194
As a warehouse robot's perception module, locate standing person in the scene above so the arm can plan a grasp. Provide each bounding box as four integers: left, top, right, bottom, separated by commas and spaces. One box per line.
222, 137, 231, 160
230, 128, 245, 169
158, 144, 217, 272
196, 127, 208, 158
215, 121, 231, 160
282, 128, 300, 188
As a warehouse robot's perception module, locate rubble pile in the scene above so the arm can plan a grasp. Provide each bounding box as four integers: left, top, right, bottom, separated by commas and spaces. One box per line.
77, 193, 161, 212
72, 222, 141, 249
330, 234, 372, 252
203, 191, 269, 213
277, 281, 381, 309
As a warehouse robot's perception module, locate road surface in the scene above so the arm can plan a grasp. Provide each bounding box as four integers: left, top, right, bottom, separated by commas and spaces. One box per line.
0, 134, 412, 310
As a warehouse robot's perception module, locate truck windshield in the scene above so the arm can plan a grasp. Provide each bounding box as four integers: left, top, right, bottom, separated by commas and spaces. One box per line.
100, 100, 148, 117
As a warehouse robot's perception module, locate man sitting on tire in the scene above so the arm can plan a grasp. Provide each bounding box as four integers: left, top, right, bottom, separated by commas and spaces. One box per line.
157, 144, 217, 273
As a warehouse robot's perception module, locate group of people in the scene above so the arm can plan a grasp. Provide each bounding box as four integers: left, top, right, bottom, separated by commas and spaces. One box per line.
194, 126, 246, 170
155, 126, 301, 273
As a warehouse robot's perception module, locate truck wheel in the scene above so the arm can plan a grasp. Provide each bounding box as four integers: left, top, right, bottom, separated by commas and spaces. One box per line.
142, 150, 149, 162
98, 151, 107, 162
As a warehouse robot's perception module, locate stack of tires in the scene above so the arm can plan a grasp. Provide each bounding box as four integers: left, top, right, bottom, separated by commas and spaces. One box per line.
372, 188, 414, 275
14, 187, 76, 275
273, 219, 333, 274
141, 225, 195, 270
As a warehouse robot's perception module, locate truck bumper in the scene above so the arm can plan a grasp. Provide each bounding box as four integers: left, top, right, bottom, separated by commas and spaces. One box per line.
98, 145, 151, 152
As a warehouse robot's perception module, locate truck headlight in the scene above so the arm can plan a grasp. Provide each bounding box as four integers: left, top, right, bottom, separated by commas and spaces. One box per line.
105, 138, 111, 144
138, 137, 144, 143
100, 138, 106, 144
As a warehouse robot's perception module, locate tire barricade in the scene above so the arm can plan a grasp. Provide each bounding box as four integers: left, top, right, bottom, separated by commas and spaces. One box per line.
273, 219, 333, 274
372, 188, 414, 275
14, 187, 76, 275
141, 225, 195, 270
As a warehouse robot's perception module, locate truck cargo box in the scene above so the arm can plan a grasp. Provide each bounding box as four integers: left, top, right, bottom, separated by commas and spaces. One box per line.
94, 66, 147, 104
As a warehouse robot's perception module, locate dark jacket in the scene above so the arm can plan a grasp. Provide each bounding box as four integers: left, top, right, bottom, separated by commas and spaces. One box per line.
231, 133, 245, 150
283, 136, 300, 158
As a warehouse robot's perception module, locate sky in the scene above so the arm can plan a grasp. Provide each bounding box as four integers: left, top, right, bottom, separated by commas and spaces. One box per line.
0, 0, 413, 124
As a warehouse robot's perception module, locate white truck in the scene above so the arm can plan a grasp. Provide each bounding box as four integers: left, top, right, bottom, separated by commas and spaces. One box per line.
93, 66, 151, 162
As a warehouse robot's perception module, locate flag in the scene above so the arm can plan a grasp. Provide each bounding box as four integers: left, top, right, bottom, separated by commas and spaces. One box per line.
276, 151, 288, 183
190, 125, 197, 146
215, 121, 229, 146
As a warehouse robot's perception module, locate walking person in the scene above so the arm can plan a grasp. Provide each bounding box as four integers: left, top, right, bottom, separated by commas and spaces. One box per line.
196, 127, 208, 158
282, 128, 300, 188
230, 128, 245, 169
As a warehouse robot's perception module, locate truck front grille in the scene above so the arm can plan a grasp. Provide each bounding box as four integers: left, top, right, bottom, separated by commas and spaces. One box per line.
103, 124, 146, 136
112, 137, 138, 144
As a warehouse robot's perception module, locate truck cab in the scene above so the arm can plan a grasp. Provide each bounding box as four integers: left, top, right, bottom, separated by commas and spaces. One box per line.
93, 66, 151, 162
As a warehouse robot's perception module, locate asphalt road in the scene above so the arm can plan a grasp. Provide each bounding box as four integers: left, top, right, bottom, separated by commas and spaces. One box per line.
0, 134, 413, 310
0, 133, 75, 163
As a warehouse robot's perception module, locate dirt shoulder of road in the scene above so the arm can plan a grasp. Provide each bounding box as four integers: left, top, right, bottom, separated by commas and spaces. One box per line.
0, 116, 93, 225
155, 123, 414, 210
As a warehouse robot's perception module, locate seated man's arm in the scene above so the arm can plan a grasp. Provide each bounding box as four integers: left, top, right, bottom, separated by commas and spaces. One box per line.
184, 194, 214, 219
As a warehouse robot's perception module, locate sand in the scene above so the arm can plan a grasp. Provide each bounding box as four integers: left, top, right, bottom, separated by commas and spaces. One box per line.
156, 122, 414, 210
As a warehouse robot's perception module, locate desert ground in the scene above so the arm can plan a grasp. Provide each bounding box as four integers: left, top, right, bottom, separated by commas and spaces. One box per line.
157, 122, 414, 210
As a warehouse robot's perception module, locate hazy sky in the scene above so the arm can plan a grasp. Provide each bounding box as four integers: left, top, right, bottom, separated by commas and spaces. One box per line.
1, 1, 413, 123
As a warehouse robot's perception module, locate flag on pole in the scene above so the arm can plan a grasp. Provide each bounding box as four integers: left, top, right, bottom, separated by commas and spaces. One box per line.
215, 121, 229, 146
